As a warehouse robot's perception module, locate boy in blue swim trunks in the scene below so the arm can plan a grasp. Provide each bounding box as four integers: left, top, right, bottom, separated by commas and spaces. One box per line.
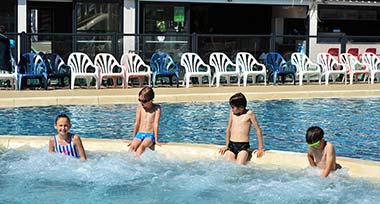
219, 92, 264, 164
128, 87, 161, 156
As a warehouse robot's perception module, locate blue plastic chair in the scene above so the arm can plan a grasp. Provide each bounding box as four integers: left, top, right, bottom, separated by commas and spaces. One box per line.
149, 51, 179, 87
42, 53, 71, 88
18, 52, 48, 90
264, 52, 296, 85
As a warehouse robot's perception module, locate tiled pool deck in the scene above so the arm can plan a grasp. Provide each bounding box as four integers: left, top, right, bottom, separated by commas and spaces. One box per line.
1, 84, 380, 107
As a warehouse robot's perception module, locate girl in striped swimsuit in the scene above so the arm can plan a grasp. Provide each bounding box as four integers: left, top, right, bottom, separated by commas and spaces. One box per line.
48, 114, 87, 160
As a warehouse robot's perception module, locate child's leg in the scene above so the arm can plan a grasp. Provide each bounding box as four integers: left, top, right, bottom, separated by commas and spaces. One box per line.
128, 137, 142, 152
224, 150, 237, 162
136, 138, 153, 156
236, 151, 249, 165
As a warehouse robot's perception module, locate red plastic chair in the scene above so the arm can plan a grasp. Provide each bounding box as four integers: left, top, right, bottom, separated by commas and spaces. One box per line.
347, 48, 359, 57
365, 48, 376, 54
328, 48, 340, 56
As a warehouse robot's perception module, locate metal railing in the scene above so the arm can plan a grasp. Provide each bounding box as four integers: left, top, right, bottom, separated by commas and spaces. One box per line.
7, 32, 380, 64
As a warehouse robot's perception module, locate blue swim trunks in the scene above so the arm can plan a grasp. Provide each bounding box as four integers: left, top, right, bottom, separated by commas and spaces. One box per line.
135, 132, 155, 144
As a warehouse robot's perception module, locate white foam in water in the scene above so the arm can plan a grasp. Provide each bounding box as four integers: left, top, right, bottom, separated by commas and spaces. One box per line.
1, 148, 380, 204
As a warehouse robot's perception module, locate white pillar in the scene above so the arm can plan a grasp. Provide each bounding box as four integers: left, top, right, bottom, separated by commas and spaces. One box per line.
308, 3, 318, 62
124, 0, 136, 54
17, 0, 27, 59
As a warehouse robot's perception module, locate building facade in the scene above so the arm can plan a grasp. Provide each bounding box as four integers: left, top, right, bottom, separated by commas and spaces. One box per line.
2, 0, 380, 61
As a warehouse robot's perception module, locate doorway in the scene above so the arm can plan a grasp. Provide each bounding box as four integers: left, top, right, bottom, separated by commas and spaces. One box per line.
27, 2, 72, 57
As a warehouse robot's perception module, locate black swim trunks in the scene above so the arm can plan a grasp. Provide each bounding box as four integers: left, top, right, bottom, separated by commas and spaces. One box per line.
227, 141, 250, 155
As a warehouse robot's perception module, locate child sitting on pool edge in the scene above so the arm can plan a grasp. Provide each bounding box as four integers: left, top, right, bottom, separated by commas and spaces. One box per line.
306, 126, 341, 178
219, 92, 264, 164
48, 114, 87, 160
127, 87, 162, 156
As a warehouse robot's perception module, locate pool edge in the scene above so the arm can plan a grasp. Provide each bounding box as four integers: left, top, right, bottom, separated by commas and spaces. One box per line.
1, 136, 379, 182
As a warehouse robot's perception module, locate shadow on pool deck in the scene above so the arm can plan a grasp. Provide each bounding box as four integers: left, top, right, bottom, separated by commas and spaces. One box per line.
1, 84, 380, 107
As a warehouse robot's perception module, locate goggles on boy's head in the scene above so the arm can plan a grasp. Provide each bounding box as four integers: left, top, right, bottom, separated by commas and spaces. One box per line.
307, 140, 320, 148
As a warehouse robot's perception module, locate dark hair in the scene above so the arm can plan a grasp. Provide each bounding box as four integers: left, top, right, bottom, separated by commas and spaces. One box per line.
138, 87, 155, 100
229, 92, 247, 108
305, 126, 324, 144
0, 25, 5, 34
55, 114, 71, 124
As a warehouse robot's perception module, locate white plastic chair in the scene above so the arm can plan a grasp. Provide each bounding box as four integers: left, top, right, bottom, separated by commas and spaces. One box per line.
120, 53, 151, 88
361, 52, 380, 84
291, 52, 321, 86
236, 52, 266, 86
67, 52, 99, 89
317, 53, 347, 85
0, 57, 18, 90
94, 53, 125, 88
180, 52, 211, 88
340, 53, 369, 85
209, 52, 239, 87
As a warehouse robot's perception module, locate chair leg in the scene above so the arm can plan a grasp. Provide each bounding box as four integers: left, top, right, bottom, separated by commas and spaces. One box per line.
299, 74, 303, 86
243, 75, 248, 87
186, 75, 190, 88
71, 76, 75, 90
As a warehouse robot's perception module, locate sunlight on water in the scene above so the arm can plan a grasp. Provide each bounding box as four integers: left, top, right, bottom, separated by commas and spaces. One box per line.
1, 148, 379, 204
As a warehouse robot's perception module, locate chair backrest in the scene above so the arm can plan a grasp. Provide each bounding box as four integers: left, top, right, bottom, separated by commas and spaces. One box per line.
327, 48, 340, 56
317, 53, 342, 71
42, 53, 69, 74
361, 52, 380, 71
180, 52, 209, 73
265, 52, 289, 72
340, 53, 357, 71
121, 53, 150, 74
94, 53, 121, 74
18, 52, 47, 75
291, 52, 312, 72
149, 52, 178, 73
365, 48, 377, 54
236, 52, 263, 72
209, 52, 236, 73
347, 48, 359, 57
67, 52, 95, 74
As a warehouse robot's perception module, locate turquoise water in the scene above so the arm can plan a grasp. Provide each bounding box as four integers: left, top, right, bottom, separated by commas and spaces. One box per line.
0, 97, 379, 161
1, 148, 380, 204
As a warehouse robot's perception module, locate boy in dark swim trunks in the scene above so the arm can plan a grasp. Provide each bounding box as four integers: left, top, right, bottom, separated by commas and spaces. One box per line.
219, 92, 264, 164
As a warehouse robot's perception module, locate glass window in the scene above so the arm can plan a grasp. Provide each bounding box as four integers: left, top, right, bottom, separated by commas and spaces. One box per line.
0, 0, 16, 32
75, 1, 122, 58
142, 4, 189, 34
318, 5, 380, 38
76, 2, 121, 33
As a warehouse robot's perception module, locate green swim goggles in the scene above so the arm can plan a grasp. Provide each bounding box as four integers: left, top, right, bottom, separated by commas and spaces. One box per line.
307, 140, 320, 148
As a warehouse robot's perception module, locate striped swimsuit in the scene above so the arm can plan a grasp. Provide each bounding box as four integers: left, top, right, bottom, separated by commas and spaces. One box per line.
54, 134, 80, 158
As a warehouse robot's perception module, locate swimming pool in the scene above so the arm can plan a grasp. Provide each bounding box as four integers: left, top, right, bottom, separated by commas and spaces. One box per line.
0, 97, 379, 161
1, 148, 380, 204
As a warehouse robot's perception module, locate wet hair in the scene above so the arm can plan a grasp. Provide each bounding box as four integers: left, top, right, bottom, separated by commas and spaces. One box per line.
229, 92, 247, 108
138, 87, 155, 101
305, 126, 324, 144
55, 113, 71, 124
0, 25, 5, 34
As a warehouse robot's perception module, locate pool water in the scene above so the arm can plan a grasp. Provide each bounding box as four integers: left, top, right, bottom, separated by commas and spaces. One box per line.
1, 148, 380, 204
0, 97, 380, 161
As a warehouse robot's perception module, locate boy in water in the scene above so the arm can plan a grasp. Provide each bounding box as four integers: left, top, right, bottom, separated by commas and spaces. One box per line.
48, 114, 87, 160
128, 87, 161, 156
219, 92, 264, 164
306, 126, 340, 178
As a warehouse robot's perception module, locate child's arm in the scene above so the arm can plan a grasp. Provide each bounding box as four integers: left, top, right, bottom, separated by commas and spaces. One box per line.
250, 111, 264, 158
153, 105, 161, 146
73, 135, 87, 161
219, 111, 232, 154
307, 149, 316, 166
132, 105, 142, 138
321, 144, 336, 178
48, 137, 55, 153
